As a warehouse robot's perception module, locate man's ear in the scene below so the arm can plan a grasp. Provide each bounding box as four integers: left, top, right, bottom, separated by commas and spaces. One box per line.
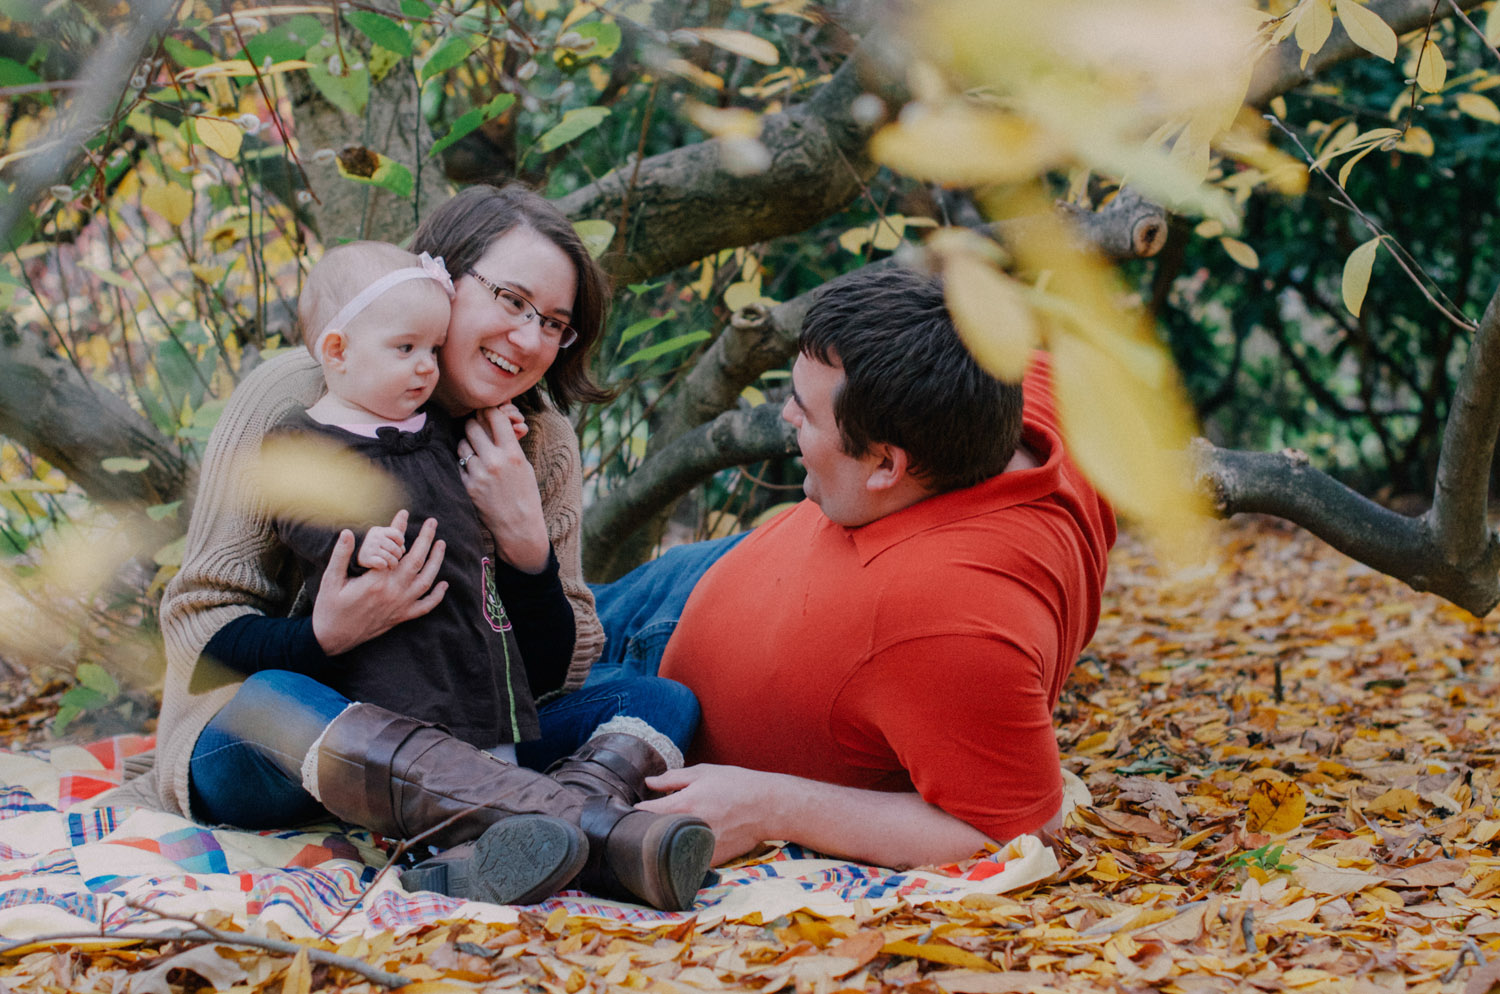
864, 442, 912, 492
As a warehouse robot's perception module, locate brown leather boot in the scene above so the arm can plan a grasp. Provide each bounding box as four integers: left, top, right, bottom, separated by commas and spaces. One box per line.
547, 732, 667, 805
315, 703, 713, 911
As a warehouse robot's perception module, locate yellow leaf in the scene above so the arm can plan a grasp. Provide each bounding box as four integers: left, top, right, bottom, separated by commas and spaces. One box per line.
395, 984, 482, 994
1245, 779, 1307, 835
741, 385, 766, 407
838, 225, 872, 255
882, 940, 997, 972
1049, 330, 1210, 565
140, 181, 193, 227
1295, 0, 1334, 57
195, 116, 244, 159
1195, 219, 1225, 238
282, 948, 312, 994
1488, 1, 1500, 45
678, 27, 779, 65
1341, 236, 1381, 317
571, 218, 616, 259
872, 104, 1059, 187
724, 278, 765, 311
1334, 0, 1397, 62
255, 433, 403, 530
936, 241, 1038, 383
1394, 125, 1434, 156
1220, 237, 1259, 270
1366, 787, 1422, 818
1336, 140, 1383, 188
1416, 40, 1446, 93
1456, 92, 1500, 123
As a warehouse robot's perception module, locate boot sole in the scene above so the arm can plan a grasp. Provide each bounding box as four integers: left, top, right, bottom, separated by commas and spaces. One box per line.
404, 815, 587, 906
643, 818, 715, 912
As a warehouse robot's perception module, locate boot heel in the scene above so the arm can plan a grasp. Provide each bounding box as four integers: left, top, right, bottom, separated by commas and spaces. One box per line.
401, 814, 587, 906
655, 820, 715, 912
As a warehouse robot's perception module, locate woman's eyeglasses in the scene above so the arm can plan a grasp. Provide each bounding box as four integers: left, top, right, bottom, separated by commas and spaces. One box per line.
467, 270, 578, 348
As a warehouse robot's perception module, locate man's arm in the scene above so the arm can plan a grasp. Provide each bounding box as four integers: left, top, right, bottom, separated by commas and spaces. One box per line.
639, 764, 996, 869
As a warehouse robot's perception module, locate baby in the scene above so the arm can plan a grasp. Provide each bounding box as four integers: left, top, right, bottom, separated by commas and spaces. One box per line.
266, 241, 542, 753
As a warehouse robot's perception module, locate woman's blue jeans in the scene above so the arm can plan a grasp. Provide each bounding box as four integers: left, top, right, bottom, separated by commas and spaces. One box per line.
189, 669, 700, 829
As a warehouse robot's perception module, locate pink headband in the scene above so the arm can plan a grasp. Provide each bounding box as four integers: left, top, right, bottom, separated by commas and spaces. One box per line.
311, 252, 456, 357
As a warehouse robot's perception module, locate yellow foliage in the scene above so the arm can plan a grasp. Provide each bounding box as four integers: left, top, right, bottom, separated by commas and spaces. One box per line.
1245, 779, 1307, 834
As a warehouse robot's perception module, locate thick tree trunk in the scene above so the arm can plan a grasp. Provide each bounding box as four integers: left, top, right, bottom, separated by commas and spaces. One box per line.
1196, 277, 1500, 617
0, 321, 188, 507
285, 3, 450, 248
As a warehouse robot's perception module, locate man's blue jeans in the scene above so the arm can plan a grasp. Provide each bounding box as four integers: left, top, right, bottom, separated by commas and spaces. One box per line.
189, 669, 700, 829
584, 533, 748, 686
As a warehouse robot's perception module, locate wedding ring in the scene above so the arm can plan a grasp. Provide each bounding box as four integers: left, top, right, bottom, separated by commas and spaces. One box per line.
458, 456, 469, 469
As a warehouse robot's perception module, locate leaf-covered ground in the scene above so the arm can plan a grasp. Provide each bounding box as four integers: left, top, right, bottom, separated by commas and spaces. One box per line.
3, 515, 1499, 993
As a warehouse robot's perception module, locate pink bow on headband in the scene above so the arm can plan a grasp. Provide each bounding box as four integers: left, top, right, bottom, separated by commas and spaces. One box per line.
417, 252, 455, 298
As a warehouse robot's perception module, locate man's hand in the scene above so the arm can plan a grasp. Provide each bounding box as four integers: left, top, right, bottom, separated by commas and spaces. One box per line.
311, 512, 447, 655
356, 517, 407, 570
639, 764, 784, 865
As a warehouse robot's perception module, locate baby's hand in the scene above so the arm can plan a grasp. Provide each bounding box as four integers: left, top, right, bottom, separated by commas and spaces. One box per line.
357, 525, 406, 570
499, 402, 528, 440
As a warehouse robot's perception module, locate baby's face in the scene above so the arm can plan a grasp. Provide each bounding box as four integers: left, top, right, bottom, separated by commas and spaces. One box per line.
336, 289, 450, 422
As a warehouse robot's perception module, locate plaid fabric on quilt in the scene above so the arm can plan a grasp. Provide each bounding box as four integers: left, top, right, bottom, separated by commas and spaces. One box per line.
0, 736, 1059, 940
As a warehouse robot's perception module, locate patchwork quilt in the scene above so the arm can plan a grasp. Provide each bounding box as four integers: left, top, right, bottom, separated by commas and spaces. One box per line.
0, 736, 1060, 940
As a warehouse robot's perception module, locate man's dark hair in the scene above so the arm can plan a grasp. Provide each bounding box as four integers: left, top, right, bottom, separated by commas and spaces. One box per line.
799, 265, 1026, 493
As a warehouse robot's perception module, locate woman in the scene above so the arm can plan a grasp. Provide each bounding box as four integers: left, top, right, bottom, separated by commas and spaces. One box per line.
154, 184, 712, 912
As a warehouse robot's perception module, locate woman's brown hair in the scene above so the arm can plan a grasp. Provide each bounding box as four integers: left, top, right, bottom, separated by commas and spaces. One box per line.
409, 183, 612, 414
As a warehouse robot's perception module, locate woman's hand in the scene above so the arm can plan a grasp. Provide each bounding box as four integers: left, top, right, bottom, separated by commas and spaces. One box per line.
311, 512, 448, 655
457, 404, 550, 574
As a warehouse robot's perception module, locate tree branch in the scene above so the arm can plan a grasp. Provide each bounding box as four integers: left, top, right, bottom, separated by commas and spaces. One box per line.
1248, 0, 1487, 106
0, 0, 179, 247
0, 320, 187, 507
557, 48, 897, 285
1431, 280, 1500, 567
583, 404, 797, 578
1195, 441, 1500, 615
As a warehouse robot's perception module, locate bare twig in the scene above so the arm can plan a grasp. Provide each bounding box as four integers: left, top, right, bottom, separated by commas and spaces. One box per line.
1, 919, 412, 989
0, 0, 180, 247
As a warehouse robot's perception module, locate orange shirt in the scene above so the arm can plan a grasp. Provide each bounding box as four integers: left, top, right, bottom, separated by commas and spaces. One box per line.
660, 360, 1115, 841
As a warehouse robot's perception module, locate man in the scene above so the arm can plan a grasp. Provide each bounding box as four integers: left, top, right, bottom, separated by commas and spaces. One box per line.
591, 265, 1115, 869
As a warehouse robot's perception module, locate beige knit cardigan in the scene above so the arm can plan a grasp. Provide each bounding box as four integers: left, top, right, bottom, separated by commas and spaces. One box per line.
141, 349, 603, 818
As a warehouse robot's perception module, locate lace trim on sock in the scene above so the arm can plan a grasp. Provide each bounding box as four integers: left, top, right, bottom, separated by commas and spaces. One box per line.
300, 703, 354, 803
589, 715, 684, 770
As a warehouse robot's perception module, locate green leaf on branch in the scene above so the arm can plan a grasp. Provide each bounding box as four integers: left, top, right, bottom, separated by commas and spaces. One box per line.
347, 10, 413, 57
618, 330, 710, 366
307, 63, 371, 117
146, 501, 183, 521
619, 313, 675, 344
535, 107, 611, 153
572, 219, 615, 259
336, 147, 414, 197
420, 33, 479, 82
0, 56, 41, 87
554, 20, 622, 66
429, 93, 516, 158
243, 15, 323, 64
75, 662, 119, 698
101, 457, 150, 474
163, 37, 214, 69
1342, 236, 1381, 317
